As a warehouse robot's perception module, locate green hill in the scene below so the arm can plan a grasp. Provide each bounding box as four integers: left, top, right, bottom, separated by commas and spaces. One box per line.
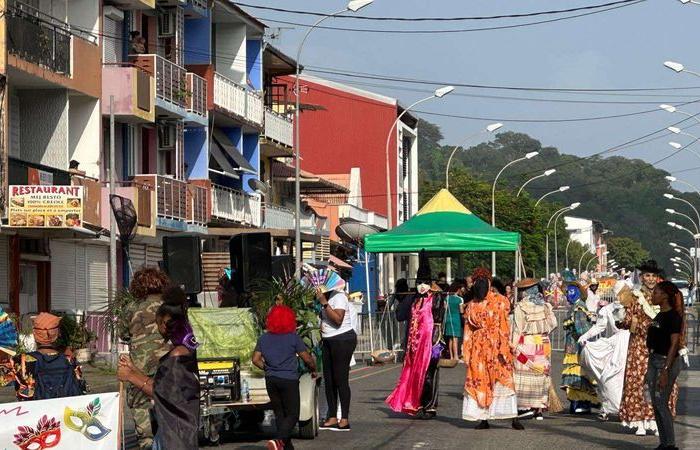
417, 121, 699, 279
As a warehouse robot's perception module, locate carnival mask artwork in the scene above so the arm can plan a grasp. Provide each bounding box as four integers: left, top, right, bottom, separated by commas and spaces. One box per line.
64, 397, 111, 441
13, 415, 61, 450
566, 285, 581, 305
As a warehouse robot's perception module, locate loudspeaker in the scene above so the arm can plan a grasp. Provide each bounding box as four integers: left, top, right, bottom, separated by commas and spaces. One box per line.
162, 235, 202, 294
271, 255, 294, 279
229, 233, 271, 293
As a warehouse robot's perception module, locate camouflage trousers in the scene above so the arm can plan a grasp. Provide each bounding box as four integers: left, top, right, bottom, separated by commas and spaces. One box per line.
127, 384, 155, 450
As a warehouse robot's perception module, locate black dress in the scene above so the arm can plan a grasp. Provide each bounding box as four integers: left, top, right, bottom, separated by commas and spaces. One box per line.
153, 351, 200, 450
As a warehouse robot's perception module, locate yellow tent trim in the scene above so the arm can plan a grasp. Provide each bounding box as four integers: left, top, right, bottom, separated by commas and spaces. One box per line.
416, 189, 472, 216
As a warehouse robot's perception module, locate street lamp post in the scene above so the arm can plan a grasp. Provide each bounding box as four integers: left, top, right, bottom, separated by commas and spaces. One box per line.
668, 141, 700, 162
577, 245, 591, 275
585, 254, 599, 273
535, 186, 570, 208
666, 176, 700, 197
517, 169, 556, 197
666, 208, 700, 233
384, 85, 454, 288
491, 151, 539, 275
294, 0, 374, 276
445, 123, 503, 190
545, 202, 580, 276
565, 238, 574, 270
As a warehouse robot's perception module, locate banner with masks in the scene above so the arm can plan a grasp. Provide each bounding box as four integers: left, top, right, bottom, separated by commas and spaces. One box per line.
0, 392, 120, 449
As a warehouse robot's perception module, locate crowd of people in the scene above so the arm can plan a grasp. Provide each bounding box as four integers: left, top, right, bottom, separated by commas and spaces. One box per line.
386, 259, 688, 450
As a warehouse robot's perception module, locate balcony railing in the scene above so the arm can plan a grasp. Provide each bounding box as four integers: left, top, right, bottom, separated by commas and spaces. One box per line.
264, 204, 295, 230
188, 183, 209, 226
7, 1, 72, 75
211, 184, 262, 227
131, 54, 187, 109
263, 108, 294, 147
186, 73, 207, 118
134, 174, 188, 221
213, 72, 264, 126
338, 203, 369, 224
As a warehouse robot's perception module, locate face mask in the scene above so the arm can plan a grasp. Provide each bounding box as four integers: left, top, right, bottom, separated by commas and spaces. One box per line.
566, 286, 581, 305
13, 416, 61, 450
64, 399, 112, 441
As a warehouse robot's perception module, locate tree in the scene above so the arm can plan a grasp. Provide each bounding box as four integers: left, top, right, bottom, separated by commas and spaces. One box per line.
606, 237, 650, 271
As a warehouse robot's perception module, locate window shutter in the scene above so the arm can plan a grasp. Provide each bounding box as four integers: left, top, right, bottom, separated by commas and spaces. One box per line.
50, 241, 77, 311
0, 237, 9, 310
86, 245, 109, 311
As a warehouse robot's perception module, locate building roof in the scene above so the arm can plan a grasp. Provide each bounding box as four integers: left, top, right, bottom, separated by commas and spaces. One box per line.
264, 44, 299, 77
298, 74, 398, 107
272, 162, 350, 194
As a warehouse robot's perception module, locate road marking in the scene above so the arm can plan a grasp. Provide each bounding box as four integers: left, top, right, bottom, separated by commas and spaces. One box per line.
349, 365, 400, 382
349, 366, 373, 374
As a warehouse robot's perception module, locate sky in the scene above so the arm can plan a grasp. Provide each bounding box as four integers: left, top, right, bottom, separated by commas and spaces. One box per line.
238, 0, 700, 190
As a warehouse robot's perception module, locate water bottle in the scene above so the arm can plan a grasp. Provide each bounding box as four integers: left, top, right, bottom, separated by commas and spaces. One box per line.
241, 379, 250, 403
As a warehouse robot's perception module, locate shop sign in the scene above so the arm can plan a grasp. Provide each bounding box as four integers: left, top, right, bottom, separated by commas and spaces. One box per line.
8, 185, 83, 228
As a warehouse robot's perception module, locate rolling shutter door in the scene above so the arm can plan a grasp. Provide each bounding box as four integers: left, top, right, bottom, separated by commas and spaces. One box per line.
0, 237, 9, 309
146, 245, 162, 267
50, 241, 78, 312
103, 16, 122, 64
128, 243, 147, 272
86, 245, 109, 311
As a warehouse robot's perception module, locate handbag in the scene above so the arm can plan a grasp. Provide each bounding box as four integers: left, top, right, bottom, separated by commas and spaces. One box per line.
434, 295, 454, 367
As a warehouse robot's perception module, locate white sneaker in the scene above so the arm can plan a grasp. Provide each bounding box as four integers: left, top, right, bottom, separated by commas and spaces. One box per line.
635, 427, 646, 436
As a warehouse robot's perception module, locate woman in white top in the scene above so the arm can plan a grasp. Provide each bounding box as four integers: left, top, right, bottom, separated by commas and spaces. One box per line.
317, 288, 357, 432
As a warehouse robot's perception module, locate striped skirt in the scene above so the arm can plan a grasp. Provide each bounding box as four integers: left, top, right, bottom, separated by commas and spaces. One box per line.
514, 334, 552, 409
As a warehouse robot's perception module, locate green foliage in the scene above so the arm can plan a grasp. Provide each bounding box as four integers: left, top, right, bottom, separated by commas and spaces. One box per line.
607, 236, 650, 271
103, 289, 138, 343
57, 314, 96, 350
418, 127, 696, 275
252, 277, 320, 348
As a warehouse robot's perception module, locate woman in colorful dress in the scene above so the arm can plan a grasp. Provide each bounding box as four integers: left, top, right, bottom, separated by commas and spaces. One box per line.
512, 278, 558, 420
444, 280, 466, 361
560, 280, 599, 414
386, 282, 444, 419
462, 268, 524, 430
618, 260, 678, 436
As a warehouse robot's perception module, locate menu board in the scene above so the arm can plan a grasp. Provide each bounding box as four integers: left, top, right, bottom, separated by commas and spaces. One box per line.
8, 185, 83, 228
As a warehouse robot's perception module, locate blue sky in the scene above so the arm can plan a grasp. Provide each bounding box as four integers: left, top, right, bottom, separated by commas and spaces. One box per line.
240, 0, 700, 186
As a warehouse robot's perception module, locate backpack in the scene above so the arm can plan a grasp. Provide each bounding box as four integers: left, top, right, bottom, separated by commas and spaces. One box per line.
29, 351, 83, 400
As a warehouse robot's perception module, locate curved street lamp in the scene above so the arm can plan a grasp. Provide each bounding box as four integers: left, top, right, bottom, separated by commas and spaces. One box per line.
445, 122, 503, 190
666, 175, 700, 197
666, 208, 700, 233
577, 244, 593, 275
294, 0, 374, 275
670, 242, 692, 254
517, 169, 556, 197
544, 202, 580, 276
535, 185, 570, 207
585, 254, 599, 273
668, 141, 700, 162
659, 104, 700, 126
664, 60, 700, 77
491, 151, 539, 275
664, 193, 700, 227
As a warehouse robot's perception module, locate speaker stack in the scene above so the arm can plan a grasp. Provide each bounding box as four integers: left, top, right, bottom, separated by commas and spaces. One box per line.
162, 235, 203, 295
229, 232, 272, 293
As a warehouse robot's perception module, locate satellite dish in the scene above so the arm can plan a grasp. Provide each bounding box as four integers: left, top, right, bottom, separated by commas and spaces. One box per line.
248, 178, 270, 195
336, 222, 379, 247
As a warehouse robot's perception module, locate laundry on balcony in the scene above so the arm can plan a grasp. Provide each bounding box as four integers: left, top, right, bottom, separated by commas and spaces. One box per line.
211, 128, 255, 175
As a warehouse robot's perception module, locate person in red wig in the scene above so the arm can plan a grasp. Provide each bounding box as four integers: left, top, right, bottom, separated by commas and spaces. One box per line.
252, 305, 318, 450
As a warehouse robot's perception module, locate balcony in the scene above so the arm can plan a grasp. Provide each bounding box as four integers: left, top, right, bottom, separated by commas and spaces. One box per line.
338, 203, 369, 224
133, 174, 187, 229
71, 174, 101, 226
213, 72, 264, 128
211, 184, 262, 227
102, 64, 155, 123
264, 204, 295, 230
110, 0, 155, 10
261, 108, 294, 155
130, 54, 187, 118
184, 72, 208, 126
101, 181, 156, 237
6, 1, 101, 98
187, 182, 209, 227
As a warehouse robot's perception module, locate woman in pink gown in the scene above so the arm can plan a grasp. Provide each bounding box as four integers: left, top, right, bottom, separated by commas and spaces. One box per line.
386, 283, 443, 418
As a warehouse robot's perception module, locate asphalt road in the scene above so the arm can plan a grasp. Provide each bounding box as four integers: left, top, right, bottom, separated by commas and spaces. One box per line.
213, 351, 700, 450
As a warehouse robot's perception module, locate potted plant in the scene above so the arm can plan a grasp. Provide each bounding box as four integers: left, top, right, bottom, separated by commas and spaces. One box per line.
58, 314, 97, 363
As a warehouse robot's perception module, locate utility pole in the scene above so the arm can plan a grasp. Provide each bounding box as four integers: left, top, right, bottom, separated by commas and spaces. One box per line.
109, 96, 117, 366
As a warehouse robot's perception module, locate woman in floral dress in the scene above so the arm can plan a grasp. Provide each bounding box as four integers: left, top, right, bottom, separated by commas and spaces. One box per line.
462, 268, 524, 430
618, 260, 677, 436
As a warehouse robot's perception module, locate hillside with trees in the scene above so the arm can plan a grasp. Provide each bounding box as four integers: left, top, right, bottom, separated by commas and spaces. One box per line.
417, 121, 697, 278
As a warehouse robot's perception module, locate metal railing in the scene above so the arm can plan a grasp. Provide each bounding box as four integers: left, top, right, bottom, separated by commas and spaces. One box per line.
132, 54, 187, 109
186, 72, 207, 118
133, 174, 188, 221
213, 72, 263, 126
263, 108, 294, 147
264, 203, 295, 229
189, 183, 208, 226
7, 0, 72, 75
190, 0, 207, 10
338, 203, 370, 224
211, 184, 262, 226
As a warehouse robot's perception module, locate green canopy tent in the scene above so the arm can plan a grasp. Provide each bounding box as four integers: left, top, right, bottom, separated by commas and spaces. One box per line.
365, 188, 522, 277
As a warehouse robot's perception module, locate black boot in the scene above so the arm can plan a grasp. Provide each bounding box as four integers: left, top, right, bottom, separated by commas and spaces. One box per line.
475, 420, 490, 429
512, 419, 525, 430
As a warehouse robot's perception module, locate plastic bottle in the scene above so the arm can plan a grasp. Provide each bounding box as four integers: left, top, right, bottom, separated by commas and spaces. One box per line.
241, 379, 250, 403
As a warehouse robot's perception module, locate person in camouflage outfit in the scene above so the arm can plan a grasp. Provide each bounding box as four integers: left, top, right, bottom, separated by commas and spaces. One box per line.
125, 267, 172, 450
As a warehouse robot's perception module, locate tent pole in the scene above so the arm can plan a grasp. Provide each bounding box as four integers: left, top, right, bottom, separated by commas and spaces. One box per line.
365, 250, 375, 357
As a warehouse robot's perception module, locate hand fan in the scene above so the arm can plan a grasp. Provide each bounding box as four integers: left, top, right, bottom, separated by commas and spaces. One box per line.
303, 268, 345, 293
0, 313, 18, 349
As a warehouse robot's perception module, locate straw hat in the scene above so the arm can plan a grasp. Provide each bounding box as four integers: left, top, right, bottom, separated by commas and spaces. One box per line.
515, 278, 539, 289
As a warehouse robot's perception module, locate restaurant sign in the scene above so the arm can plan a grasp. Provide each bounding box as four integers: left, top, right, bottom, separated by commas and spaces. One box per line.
8, 185, 83, 227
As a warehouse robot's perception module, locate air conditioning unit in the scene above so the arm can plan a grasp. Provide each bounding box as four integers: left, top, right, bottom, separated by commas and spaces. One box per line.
103, 6, 124, 22
158, 11, 176, 37
158, 124, 176, 149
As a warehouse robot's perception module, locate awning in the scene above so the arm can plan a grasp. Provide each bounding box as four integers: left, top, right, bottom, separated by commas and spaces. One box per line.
209, 139, 239, 178
212, 128, 256, 174
0, 225, 99, 239
329, 254, 352, 270
272, 161, 349, 194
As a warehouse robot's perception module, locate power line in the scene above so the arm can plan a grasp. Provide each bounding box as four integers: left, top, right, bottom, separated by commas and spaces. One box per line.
252, 0, 647, 34
237, 0, 642, 21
